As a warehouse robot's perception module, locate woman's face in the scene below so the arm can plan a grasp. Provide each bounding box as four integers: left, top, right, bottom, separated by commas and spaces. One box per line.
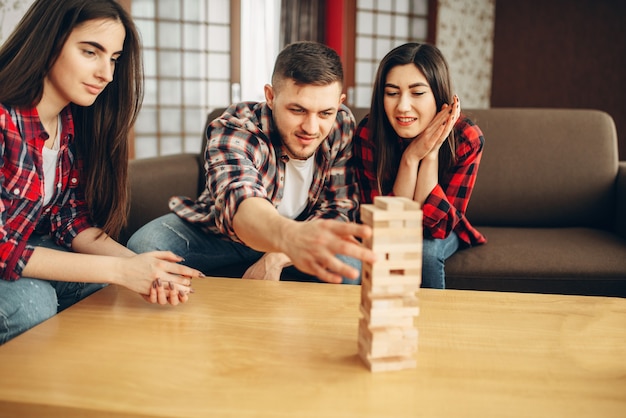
44, 18, 125, 108
383, 63, 437, 139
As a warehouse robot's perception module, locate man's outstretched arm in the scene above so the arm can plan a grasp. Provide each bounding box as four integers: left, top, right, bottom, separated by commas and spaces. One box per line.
233, 197, 375, 283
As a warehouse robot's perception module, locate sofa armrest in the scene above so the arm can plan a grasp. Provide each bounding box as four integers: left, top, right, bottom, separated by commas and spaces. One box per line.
119, 153, 202, 244
617, 161, 626, 239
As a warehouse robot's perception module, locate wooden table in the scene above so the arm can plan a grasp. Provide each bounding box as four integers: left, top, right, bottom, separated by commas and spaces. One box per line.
0, 278, 625, 418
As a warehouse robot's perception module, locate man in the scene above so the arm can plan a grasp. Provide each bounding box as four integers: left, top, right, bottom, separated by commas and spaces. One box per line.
128, 41, 374, 284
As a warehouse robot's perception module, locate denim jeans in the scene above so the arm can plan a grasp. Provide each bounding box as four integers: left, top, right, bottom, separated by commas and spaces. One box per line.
0, 234, 107, 345
421, 232, 461, 289
127, 213, 362, 285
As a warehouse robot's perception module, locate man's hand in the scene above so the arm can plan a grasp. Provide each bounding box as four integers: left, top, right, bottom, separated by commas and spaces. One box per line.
242, 252, 292, 281
281, 219, 375, 284
233, 198, 375, 284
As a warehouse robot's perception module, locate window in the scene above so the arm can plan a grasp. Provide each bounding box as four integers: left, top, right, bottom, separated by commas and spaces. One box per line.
353, 0, 431, 107
131, 0, 232, 158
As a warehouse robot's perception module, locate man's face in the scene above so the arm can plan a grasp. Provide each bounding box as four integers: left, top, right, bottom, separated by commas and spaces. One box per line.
265, 79, 345, 160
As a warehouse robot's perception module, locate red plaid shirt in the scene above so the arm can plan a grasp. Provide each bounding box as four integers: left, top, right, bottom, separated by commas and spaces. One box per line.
169, 102, 359, 243
353, 114, 486, 247
1, 105, 94, 281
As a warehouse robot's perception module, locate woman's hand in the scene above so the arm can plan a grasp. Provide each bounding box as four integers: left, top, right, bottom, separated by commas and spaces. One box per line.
117, 251, 203, 306
404, 95, 460, 162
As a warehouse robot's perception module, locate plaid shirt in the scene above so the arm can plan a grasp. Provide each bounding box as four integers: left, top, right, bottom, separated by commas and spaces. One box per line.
169, 101, 359, 243
1, 105, 93, 281
353, 114, 486, 247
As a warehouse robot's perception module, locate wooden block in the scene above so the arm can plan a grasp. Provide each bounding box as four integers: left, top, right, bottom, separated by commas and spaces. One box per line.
370, 241, 421, 254
367, 226, 422, 242
361, 305, 420, 322
361, 204, 414, 229
371, 225, 423, 237
362, 275, 420, 299
361, 262, 422, 287
374, 196, 421, 212
360, 306, 416, 328
369, 256, 422, 273
364, 268, 422, 286
373, 196, 408, 211
386, 251, 421, 260
403, 219, 421, 229
358, 319, 418, 358
363, 356, 418, 373
358, 196, 422, 372
361, 295, 417, 310
361, 204, 423, 223
359, 204, 375, 227
358, 340, 417, 372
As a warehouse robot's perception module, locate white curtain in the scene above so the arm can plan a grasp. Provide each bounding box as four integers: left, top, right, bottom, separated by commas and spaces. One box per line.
239, 0, 281, 102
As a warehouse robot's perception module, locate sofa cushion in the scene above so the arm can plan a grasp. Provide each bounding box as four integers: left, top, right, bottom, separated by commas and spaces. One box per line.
446, 226, 626, 296
464, 108, 618, 229
121, 153, 202, 244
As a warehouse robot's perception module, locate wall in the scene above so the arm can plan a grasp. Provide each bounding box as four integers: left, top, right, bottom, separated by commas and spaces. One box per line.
2, 0, 495, 111
0, 1, 34, 44
491, 0, 625, 159
436, 0, 495, 109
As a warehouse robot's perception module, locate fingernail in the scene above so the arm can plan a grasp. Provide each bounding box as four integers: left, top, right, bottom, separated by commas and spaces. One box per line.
152, 280, 157, 289
169, 281, 175, 291
156, 278, 162, 287
199, 272, 206, 278
189, 288, 195, 294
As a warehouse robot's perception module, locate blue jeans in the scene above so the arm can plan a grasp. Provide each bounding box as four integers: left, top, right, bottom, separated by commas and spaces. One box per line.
0, 235, 107, 345
421, 232, 461, 289
127, 213, 362, 285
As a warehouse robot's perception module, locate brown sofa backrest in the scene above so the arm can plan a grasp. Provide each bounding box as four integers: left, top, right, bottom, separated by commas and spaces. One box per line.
351, 107, 619, 228
203, 106, 619, 229
464, 108, 618, 228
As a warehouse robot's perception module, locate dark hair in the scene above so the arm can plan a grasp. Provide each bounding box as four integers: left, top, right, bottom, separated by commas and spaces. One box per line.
0, 0, 143, 238
368, 42, 456, 195
271, 41, 343, 91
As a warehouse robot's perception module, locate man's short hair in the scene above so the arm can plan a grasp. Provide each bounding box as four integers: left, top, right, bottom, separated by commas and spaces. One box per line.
271, 41, 344, 90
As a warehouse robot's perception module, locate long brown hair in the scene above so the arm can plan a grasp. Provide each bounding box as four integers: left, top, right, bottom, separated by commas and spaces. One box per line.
0, 0, 143, 238
368, 42, 456, 195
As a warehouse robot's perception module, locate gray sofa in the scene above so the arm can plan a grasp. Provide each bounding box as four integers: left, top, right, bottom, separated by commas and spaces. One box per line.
122, 107, 626, 297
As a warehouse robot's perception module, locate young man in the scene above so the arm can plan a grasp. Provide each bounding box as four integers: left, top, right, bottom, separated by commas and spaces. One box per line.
128, 41, 375, 284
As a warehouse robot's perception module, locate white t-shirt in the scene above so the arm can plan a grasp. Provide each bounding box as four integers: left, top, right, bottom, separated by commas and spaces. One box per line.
277, 156, 315, 219
42, 115, 61, 206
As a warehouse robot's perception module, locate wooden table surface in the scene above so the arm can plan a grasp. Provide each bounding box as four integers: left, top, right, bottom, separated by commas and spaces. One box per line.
0, 278, 625, 418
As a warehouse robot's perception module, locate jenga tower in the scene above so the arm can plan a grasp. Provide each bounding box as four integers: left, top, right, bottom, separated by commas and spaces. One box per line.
358, 196, 422, 372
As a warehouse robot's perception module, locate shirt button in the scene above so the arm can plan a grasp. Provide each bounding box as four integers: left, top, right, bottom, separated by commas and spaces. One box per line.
13, 188, 20, 195
71, 178, 78, 184
57, 182, 62, 188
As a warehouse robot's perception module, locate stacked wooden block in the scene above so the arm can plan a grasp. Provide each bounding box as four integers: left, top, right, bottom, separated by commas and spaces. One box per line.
358, 196, 422, 372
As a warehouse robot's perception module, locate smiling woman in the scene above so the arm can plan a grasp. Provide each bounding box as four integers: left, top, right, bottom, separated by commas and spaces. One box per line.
44, 19, 125, 110
0, 0, 204, 346
352, 42, 486, 290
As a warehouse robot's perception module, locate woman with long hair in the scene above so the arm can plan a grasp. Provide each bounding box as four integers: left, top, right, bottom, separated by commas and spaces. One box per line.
353, 42, 486, 288
0, 0, 202, 344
